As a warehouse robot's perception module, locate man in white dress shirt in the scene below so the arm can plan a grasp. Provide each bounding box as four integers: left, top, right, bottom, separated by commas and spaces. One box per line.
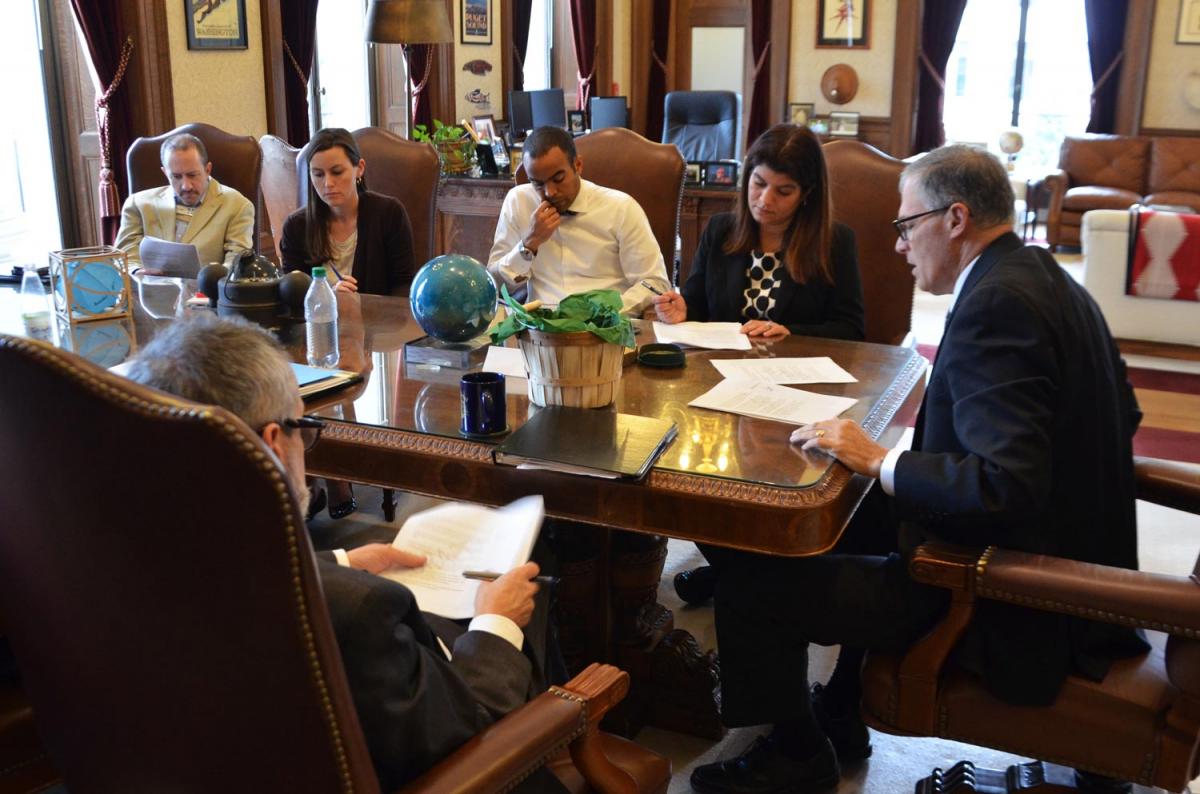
488, 126, 670, 315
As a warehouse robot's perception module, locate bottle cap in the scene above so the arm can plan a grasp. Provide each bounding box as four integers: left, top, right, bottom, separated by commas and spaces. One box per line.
312, 267, 327, 279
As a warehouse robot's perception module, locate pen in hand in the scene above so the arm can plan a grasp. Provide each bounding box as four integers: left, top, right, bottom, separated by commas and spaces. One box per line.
462, 570, 560, 586
640, 279, 665, 296
326, 262, 345, 282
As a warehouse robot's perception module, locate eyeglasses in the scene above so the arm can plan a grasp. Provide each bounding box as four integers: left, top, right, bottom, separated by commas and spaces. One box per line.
892, 206, 951, 242
280, 415, 325, 451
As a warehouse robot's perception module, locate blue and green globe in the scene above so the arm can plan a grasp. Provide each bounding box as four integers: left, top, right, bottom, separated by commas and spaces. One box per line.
409, 254, 498, 343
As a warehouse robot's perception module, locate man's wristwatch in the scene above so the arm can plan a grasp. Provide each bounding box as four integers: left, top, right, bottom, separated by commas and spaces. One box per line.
517, 240, 536, 262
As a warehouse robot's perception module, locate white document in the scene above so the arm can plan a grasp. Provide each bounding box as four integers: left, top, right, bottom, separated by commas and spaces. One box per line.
382, 495, 545, 619
652, 321, 752, 350
689, 379, 857, 425
482, 345, 528, 380
710, 356, 857, 385
138, 237, 203, 278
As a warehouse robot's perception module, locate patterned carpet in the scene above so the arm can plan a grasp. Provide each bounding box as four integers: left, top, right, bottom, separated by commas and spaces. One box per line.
915, 344, 1200, 464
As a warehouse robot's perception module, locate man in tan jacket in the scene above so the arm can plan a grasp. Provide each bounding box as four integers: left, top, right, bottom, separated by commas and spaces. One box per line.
114, 132, 254, 270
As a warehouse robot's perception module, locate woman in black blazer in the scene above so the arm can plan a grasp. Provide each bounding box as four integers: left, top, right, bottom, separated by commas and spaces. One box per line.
281, 127, 416, 298
654, 123, 864, 341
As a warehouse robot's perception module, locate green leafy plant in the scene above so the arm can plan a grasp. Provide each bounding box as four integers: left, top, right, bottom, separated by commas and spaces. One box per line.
490, 285, 635, 348
412, 120, 475, 173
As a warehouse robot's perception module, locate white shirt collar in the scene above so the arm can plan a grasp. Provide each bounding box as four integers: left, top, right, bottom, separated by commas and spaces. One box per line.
947, 254, 980, 315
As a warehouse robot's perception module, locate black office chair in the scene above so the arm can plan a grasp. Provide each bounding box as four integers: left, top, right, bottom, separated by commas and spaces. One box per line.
589, 96, 629, 131
662, 91, 741, 162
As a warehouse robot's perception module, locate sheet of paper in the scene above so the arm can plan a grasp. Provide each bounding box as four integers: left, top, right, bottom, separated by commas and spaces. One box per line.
482, 345, 528, 379
710, 356, 857, 385
689, 379, 857, 425
382, 495, 544, 619
652, 321, 752, 350
138, 237, 203, 278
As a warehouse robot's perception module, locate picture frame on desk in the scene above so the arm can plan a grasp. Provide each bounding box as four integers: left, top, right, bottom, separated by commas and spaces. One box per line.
186, 0, 248, 50
816, 0, 870, 49
828, 111, 860, 137
472, 114, 499, 144
684, 163, 702, 185
788, 102, 816, 126
702, 161, 739, 187
461, 0, 492, 45
807, 117, 830, 136
1178, 0, 1200, 44
567, 110, 587, 135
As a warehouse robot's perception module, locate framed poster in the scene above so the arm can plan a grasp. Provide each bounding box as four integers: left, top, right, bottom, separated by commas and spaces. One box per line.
1179, 0, 1200, 44
816, 0, 870, 49
461, 0, 493, 45
186, 0, 248, 50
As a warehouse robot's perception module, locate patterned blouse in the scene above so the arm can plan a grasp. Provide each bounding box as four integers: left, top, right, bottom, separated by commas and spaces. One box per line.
740, 250, 783, 321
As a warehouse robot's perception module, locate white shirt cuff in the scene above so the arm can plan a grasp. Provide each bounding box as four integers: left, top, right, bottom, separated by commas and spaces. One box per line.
332, 548, 350, 567
879, 447, 905, 496
467, 613, 525, 651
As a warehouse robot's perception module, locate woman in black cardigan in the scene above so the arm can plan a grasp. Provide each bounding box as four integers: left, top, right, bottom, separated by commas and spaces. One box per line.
654, 123, 864, 341
281, 127, 416, 297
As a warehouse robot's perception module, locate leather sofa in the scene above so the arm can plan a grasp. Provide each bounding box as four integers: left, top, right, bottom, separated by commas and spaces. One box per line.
1044, 134, 1200, 249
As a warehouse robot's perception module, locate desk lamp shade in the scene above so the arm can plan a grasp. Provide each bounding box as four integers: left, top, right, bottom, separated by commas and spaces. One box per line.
365, 0, 454, 43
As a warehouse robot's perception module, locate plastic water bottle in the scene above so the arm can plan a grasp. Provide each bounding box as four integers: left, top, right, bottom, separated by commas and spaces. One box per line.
20, 268, 52, 342
305, 266, 340, 368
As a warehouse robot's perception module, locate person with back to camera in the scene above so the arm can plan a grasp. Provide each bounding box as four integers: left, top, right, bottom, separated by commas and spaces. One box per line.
281, 127, 418, 519
281, 127, 416, 298
656, 122, 866, 606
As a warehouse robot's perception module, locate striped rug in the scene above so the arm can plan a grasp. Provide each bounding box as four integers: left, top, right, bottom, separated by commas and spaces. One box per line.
914, 344, 1200, 464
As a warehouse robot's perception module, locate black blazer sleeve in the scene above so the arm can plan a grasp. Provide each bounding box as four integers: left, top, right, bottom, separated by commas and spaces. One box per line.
351, 193, 417, 296
784, 224, 865, 340
279, 209, 311, 274
679, 214, 723, 322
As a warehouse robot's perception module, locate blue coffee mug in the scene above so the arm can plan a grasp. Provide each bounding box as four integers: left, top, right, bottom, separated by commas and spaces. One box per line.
460, 372, 508, 437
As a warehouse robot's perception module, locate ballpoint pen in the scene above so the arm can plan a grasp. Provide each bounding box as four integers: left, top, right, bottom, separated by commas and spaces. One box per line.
462, 570, 560, 586
640, 279, 665, 296
326, 262, 345, 282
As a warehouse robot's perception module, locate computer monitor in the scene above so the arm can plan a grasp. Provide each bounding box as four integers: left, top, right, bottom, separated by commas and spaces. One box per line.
589, 96, 628, 130
508, 90, 534, 139
529, 88, 567, 130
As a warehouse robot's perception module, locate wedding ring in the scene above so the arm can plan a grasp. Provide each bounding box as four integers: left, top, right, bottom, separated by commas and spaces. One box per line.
815, 429, 825, 438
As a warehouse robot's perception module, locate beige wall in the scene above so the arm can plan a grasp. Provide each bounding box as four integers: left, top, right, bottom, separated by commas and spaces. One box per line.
788, 0, 897, 118
612, 0, 631, 97
1143, 0, 1200, 130
166, 0, 268, 137
453, 2, 506, 127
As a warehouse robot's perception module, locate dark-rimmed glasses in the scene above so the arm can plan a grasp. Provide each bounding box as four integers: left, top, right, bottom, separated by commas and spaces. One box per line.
281, 415, 325, 451
892, 206, 951, 241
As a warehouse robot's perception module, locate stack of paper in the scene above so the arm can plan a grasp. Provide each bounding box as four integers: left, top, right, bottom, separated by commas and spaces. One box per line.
689, 379, 857, 425
709, 356, 857, 385
652, 321, 752, 350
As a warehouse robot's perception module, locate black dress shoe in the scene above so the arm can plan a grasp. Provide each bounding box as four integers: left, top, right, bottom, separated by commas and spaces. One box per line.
674, 565, 718, 605
690, 736, 839, 794
811, 683, 872, 763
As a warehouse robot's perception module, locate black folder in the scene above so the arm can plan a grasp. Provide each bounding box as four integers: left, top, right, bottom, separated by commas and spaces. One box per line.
492, 406, 677, 480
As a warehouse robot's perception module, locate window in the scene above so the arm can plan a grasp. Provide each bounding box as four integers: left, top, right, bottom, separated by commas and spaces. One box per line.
310, 0, 371, 134
942, 0, 1092, 176
523, 0, 552, 90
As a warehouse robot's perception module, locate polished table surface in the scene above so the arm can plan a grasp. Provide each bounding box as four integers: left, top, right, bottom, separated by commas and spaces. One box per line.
1, 285, 924, 557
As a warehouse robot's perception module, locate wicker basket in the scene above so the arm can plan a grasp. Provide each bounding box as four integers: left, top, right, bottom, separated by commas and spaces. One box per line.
517, 328, 624, 408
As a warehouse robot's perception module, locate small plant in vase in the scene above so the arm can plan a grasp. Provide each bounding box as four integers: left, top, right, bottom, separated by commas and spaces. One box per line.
413, 120, 476, 175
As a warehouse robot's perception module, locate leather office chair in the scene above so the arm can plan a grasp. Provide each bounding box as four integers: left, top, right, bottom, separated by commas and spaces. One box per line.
0, 335, 670, 794
662, 91, 741, 162
822, 140, 914, 345
351, 127, 441, 270
258, 133, 302, 263
126, 122, 263, 243
0, 640, 58, 792
860, 457, 1200, 792
516, 127, 686, 278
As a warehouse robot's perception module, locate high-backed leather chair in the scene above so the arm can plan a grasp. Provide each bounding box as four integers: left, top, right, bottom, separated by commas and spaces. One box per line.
662, 91, 741, 162
258, 133, 302, 263
0, 334, 670, 794
0, 641, 58, 791
861, 457, 1200, 792
352, 127, 440, 268
126, 122, 263, 241
516, 127, 686, 276
822, 140, 913, 345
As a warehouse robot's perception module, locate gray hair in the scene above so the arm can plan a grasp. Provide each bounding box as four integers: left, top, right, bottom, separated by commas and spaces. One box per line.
900, 145, 1014, 230
160, 133, 209, 167
127, 314, 297, 431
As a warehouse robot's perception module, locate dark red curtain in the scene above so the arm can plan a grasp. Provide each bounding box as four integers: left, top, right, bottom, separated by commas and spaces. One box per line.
69, 0, 136, 245
282, 0, 319, 146
569, 0, 597, 110
510, 0, 533, 92
913, 0, 968, 153
409, 44, 435, 132
745, 0, 772, 148
645, 0, 670, 140
1084, 0, 1128, 133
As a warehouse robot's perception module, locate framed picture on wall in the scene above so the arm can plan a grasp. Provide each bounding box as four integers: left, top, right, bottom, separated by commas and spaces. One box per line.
461, 0, 493, 45
816, 0, 870, 49
186, 0, 248, 50
1179, 0, 1200, 44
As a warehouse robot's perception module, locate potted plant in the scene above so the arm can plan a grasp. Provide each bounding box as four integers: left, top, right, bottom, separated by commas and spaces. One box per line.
413, 120, 476, 175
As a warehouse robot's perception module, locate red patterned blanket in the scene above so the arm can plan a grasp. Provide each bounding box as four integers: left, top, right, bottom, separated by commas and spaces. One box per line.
1126, 208, 1200, 302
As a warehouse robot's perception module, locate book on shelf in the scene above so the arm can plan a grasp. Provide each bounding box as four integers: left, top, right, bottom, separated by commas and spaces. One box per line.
492, 406, 677, 480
